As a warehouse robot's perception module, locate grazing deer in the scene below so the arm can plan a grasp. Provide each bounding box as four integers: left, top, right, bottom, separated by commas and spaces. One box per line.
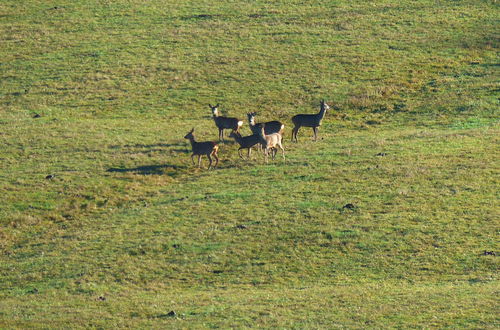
184, 128, 219, 169
291, 100, 330, 142
209, 103, 243, 141
257, 124, 285, 163
229, 130, 261, 160
247, 112, 284, 135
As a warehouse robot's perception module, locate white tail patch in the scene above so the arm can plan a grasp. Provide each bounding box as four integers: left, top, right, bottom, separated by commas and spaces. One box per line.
281, 124, 285, 130
238, 121, 243, 127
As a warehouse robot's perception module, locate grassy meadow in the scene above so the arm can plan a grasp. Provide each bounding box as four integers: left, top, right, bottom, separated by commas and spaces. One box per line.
1, 0, 499, 327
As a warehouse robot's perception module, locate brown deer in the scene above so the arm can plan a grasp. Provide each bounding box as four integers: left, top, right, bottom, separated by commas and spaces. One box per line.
247, 112, 284, 135
229, 130, 261, 160
209, 103, 243, 141
291, 100, 330, 142
184, 128, 219, 169
257, 124, 285, 163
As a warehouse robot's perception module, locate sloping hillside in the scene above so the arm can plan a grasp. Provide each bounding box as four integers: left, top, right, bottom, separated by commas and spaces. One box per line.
0, 0, 498, 327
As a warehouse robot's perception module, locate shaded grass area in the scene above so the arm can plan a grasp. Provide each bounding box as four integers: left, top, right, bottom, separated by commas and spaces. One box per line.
0, 0, 499, 327
1, 282, 497, 328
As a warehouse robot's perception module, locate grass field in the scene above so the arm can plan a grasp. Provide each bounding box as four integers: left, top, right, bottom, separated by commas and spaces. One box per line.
1, 0, 499, 328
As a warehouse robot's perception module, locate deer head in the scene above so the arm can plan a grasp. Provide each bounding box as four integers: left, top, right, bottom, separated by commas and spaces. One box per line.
247, 112, 257, 125
209, 103, 220, 116
321, 100, 330, 111
184, 128, 195, 140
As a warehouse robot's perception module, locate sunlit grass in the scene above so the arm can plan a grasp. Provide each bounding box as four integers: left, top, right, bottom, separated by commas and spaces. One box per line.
0, 0, 498, 327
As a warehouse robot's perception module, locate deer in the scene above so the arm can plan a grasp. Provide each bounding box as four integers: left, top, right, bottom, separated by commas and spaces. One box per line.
209, 103, 243, 141
184, 128, 219, 169
247, 112, 284, 136
257, 124, 285, 163
228, 130, 261, 160
291, 100, 330, 142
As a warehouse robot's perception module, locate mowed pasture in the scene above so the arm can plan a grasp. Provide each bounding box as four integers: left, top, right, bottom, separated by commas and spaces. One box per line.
0, 0, 498, 327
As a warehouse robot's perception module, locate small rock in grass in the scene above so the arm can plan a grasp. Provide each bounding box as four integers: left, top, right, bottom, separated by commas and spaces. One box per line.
45, 174, 55, 180
97, 296, 106, 301
375, 152, 387, 157
33, 113, 41, 118
483, 251, 495, 256
166, 311, 176, 317
342, 203, 357, 210
236, 224, 247, 229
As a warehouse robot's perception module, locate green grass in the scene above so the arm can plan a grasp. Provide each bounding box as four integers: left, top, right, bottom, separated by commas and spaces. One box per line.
1, 0, 499, 328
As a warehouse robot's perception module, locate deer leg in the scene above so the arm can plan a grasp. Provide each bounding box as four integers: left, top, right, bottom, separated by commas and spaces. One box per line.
198, 155, 202, 168
279, 143, 285, 161
212, 151, 219, 168
313, 127, 318, 141
247, 148, 251, 160
292, 126, 300, 142
191, 154, 196, 165
238, 148, 244, 159
219, 128, 223, 141
207, 154, 212, 170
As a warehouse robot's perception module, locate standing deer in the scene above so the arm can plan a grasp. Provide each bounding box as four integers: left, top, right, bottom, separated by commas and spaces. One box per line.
247, 112, 284, 135
209, 103, 243, 141
291, 100, 330, 142
184, 128, 219, 169
257, 124, 285, 163
229, 130, 261, 160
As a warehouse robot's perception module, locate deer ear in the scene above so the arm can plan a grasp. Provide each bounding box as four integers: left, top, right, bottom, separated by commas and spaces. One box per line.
191, 128, 195, 132
209, 104, 213, 108
216, 103, 220, 108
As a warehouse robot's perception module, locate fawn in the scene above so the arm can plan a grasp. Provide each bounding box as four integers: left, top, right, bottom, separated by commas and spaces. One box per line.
257, 124, 285, 163
247, 112, 284, 135
291, 100, 330, 142
210, 103, 243, 141
184, 128, 219, 169
229, 130, 261, 160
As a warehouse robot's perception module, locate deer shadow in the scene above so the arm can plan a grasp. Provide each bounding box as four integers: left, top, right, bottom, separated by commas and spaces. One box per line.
107, 164, 184, 175
171, 148, 190, 154
108, 142, 185, 149
108, 142, 190, 154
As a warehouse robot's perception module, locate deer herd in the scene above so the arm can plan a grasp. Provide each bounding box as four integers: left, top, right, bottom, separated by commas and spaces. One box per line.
184, 100, 330, 169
